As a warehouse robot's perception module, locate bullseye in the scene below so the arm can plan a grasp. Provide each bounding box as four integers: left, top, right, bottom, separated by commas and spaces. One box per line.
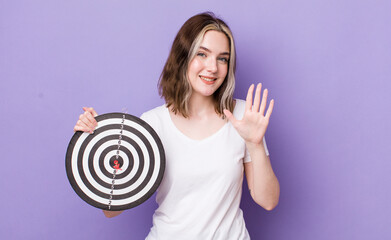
110, 157, 124, 170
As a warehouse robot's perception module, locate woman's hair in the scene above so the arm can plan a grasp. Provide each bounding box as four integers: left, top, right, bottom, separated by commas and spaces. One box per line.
158, 12, 236, 118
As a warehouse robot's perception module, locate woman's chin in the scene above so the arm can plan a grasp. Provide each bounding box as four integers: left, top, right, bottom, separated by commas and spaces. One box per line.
192, 90, 216, 98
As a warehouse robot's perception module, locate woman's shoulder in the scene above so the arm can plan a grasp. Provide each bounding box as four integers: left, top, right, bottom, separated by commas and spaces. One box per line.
234, 98, 246, 108
140, 104, 166, 118
233, 98, 246, 120
140, 104, 167, 131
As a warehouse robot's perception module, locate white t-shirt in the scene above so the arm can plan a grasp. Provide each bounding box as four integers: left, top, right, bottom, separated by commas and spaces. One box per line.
141, 99, 269, 240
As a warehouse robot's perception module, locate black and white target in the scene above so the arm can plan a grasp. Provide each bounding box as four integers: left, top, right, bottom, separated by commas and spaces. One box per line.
66, 113, 165, 211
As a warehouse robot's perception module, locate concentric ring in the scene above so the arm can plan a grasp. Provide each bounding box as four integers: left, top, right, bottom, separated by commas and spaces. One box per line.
66, 113, 165, 210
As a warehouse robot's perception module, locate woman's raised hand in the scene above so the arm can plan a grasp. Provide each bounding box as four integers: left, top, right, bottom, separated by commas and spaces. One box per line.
73, 107, 98, 134
223, 83, 274, 146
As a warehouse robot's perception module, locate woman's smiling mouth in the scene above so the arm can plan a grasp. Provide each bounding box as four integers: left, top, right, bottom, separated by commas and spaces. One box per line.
200, 75, 217, 85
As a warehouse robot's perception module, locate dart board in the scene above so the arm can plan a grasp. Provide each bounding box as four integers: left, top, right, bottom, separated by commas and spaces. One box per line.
66, 113, 165, 211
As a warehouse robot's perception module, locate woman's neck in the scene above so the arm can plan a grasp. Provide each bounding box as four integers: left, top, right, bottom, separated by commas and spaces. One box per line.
187, 93, 216, 118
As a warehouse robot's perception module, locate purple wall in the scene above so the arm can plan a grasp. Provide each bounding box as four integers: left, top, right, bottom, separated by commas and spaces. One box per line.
1, 1, 390, 239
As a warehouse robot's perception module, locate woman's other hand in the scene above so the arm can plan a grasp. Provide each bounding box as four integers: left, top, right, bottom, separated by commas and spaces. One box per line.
224, 83, 274, 146
73, 107, 98, 134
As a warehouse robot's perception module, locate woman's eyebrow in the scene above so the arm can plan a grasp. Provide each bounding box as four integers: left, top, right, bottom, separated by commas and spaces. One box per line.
200, 46, 230, 56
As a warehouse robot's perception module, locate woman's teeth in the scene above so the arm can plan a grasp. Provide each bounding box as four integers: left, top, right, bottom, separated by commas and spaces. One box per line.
200, 76, 216, 82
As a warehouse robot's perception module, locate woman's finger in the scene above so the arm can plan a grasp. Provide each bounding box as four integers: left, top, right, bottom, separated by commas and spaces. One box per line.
84, 111, 97, 127
79, 114, 95, 131
265, 99, 274, 119
90, 108, 98, 117
253, 83, 262, 112
74, 125, 87, 132
245, 84, 254, 111
259, 89, 268, 115
76, 119, 93, 133
223, 109, 238, 127
83, 107, 98, 117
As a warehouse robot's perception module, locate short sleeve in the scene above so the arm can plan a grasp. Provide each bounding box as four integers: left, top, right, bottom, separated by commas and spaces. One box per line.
140, 110, 160, 136
243, 136, 269, 163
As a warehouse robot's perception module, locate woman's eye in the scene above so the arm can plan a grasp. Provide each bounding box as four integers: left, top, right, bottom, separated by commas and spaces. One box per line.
197, 52, 206, 57
218, 57, 229, 63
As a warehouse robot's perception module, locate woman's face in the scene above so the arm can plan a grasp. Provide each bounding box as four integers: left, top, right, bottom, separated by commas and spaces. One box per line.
187, 30, 230, 98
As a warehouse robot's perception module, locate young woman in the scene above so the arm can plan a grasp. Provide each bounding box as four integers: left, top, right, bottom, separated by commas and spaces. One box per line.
74, 12, 279, 240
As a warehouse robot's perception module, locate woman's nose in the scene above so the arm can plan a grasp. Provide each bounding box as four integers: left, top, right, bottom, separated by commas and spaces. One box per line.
206, 58, 218, 73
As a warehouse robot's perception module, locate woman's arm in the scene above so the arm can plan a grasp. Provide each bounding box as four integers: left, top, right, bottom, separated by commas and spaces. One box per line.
244, 142, 279, 210
224, 83, 279, 210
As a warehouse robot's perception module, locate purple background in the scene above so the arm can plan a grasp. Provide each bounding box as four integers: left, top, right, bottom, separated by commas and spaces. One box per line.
1, 1, 390, 239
